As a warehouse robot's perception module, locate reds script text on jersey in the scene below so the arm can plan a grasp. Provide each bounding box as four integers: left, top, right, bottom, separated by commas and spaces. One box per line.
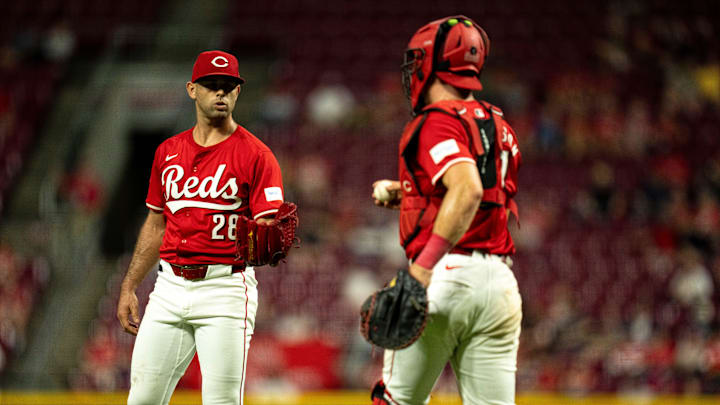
146, 126, 284, 265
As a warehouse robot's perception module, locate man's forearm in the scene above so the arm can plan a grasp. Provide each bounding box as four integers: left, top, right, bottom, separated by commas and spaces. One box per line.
411, 184, 481, 285
410, 163, 483, 286
432, 184, 482, 245
121, 216, 164, 291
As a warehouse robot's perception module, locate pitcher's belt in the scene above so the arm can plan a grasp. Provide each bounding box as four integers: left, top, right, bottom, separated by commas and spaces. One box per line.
163, 262, 244, 280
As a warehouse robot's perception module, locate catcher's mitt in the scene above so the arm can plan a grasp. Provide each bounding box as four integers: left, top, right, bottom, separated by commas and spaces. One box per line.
236, 202, 299, 267
360, 269, 429, 350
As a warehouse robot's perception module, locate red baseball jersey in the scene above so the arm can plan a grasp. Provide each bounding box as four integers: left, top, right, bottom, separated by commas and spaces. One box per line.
399, 100, 521, 259
145, 126, 284, 265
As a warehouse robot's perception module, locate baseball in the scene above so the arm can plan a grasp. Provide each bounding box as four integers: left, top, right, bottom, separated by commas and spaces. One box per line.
373, 180, 393, 202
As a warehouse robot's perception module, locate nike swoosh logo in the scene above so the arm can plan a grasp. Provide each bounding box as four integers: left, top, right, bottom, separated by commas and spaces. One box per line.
165, 153, 179, 161
445, 265, 462, 270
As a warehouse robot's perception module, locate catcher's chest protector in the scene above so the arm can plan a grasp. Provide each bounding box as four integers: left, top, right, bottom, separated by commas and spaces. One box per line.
398, 100, 519, 250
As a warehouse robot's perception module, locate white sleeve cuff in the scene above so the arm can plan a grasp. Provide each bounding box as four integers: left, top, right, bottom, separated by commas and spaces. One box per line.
146, 203, 164, 212
254, 208, 279, 220
431, 157, 476, 185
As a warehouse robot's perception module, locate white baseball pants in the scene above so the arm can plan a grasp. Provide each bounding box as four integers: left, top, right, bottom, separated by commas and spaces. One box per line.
382, 252, 522, 405
127, 260, 258, 405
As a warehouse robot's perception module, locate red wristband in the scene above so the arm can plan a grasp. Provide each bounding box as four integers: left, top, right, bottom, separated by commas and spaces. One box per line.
414, 234, 452, 269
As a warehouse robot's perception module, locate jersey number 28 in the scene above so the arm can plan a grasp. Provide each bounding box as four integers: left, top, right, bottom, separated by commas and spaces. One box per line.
211, 214, 239, 240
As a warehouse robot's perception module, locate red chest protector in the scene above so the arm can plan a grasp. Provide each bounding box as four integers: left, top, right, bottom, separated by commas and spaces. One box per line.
398, 100, 521, 256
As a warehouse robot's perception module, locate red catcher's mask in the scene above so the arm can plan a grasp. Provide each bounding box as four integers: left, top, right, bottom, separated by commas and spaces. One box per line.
401, 16, 490, 114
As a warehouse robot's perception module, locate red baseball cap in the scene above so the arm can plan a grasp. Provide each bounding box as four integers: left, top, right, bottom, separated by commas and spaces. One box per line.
191, 50, 245, 84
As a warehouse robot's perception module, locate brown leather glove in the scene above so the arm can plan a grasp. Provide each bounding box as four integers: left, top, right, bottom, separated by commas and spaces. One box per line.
236, 202, 299, 267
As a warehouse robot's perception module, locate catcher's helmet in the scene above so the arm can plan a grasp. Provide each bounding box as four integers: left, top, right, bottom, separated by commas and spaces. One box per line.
401, 15, 490, 113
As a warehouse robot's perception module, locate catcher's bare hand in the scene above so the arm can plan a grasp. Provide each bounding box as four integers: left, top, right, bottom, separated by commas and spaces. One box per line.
409, 262, 433, 288
372, 179, 402, 209
117, 289, 140, 335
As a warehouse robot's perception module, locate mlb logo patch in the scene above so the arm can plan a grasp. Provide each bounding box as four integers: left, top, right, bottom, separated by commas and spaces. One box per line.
264, 187, 283, 202
429, 139, 460, 164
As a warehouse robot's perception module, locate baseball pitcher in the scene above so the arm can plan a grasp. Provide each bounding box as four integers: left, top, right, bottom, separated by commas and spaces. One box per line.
362, 16, 523, 405
116, 50, 298, 405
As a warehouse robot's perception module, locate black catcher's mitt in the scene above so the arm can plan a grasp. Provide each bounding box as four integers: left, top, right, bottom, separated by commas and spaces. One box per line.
360, 269, 429, 350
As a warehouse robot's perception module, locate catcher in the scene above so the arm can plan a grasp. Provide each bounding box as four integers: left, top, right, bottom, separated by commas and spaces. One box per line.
361, 16, 523, 405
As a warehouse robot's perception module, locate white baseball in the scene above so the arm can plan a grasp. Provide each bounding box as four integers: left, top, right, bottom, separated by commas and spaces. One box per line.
373, 180, 393, 202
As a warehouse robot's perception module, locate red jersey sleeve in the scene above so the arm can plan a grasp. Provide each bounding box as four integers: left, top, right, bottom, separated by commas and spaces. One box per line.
145, 145, 165, 212
249, 151, 284, 219
416, 112, 476, 186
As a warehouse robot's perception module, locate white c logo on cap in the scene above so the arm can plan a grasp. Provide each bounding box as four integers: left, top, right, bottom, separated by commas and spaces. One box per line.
211, 56, 229, 68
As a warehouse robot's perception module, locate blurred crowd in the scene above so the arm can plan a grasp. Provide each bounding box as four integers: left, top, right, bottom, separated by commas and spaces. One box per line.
0, 241, 49, 375
1, 0, 719, 397
0, 0, 161, 385
508, 1, 720, 394
72, 1, 720, 395
0, 33, 65, 216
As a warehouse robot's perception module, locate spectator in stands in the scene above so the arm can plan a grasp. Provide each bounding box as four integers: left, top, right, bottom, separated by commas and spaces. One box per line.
0, 241, 48, 376
575, 161, 627, 222
535, 104, 563, 155
59, 162, 104, 213
705, 332, 720, 392
80, 322, 122, 390
259, 64, 299, 127
623, 99, 652, 157
670, 246, 715, 328
305, 72, 356, 128
43, 21, 76, 62
674, 328, 707, 393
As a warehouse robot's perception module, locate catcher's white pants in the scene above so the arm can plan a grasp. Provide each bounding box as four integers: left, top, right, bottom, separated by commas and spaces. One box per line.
382, 252, 522, 405
127, 260, 258, 405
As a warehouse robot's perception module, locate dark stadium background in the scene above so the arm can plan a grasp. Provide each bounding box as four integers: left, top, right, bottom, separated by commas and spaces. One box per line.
0, 0, 718, 403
